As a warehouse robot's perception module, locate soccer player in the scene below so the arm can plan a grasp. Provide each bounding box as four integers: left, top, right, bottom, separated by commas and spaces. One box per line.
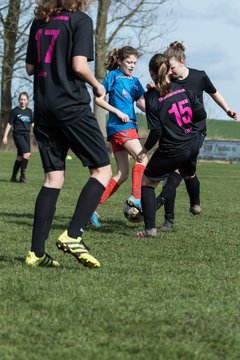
135, 54, 207, 237
24, 0, 112, 268
2, 92, 33, 183
157, 41, 238, 230
90, 46, 147, 227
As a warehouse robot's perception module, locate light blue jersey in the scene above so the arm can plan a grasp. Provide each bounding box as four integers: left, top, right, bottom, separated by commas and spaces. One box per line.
102, 69, 145, 138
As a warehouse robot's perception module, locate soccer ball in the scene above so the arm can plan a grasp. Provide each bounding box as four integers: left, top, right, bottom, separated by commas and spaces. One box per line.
123, 204, 144, 223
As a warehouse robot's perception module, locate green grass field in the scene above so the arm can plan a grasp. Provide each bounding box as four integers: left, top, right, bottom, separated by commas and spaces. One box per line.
1, 152, 240, 360
137, 114, 240, 140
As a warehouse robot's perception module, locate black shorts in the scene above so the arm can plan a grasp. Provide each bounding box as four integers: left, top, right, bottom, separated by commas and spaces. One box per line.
144, 139, 201, 181
13, 132, 30, 156
34, 112, 110, 172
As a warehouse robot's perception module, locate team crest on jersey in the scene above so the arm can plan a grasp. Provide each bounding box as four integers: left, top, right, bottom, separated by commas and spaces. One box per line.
122, 89, 131, 99
17, 114, 31, 123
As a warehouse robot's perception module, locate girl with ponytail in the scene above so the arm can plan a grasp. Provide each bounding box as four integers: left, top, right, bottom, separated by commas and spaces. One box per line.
25, 0, 111, 267
155, 41, 238, 231
90, 46, 148, 227
135, 54, 207, 237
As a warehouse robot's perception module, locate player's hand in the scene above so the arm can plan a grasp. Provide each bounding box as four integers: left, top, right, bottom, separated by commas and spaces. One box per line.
2, 137, 7, 145
116, 110, 129, 122
146, 82, 155, 90
136, 149, 147, 163
227, 110, 238, 121
93, 83, 105, 97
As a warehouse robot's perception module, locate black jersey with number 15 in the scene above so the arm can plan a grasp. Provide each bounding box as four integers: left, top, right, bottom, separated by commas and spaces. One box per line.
172, 68, 216, 135
144, 83, 207, 157
26, 11, 94, 126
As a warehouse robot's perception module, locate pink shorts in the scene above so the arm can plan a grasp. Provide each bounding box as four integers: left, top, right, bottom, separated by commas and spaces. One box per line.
109, 129, 139, 153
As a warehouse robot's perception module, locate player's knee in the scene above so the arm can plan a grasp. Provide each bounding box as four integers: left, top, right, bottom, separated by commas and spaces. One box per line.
96, 164, 112, 179
90, 164, 112, 187
184, 173, 196, 180
23, 153, 31, 159
44, 171, 65, 189
98, 164, 112, 178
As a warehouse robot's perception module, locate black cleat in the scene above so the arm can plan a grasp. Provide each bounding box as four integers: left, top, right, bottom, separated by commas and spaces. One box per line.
190, 205, 201, 215
19, 176, 28, 184
10, 177, 18, 183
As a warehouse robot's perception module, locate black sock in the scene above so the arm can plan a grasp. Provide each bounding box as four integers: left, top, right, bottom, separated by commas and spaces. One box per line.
68, 177, 105, 238
12, 160, 21, 178
141, 186, 156, 229
164, 189, 176, 222
184, 176, 200, 206
160, 172, 182, 200
21, 158, 29, 177
31, 187, 60, 257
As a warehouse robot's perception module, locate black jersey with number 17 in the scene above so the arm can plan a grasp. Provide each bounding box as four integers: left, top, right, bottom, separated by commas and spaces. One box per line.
144, 83, 207, 157
26, 11, 94, 126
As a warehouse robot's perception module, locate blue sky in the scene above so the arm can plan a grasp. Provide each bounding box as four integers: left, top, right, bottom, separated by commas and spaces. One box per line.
135, 0, 240, 120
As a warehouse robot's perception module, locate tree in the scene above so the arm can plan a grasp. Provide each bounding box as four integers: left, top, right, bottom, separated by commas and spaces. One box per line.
0, 0, 33, 138
0, 0, 21, 137
92, 0, 171, 135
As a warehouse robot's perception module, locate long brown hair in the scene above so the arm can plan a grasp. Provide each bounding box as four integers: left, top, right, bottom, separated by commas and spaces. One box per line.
35, 0, 91, 21
149, 54, 171, 96
105, 46, 138, 71
164, 41, 186, 62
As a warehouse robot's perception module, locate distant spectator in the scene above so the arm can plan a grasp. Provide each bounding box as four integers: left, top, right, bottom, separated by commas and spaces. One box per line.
2, 92, 33, 183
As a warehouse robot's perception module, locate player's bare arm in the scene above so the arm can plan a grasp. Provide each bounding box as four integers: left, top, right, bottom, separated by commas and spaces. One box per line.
95, 90, 130, 122
210, 91, 238, 120
136, 95, 146, 113
72, 56, 104, 97
2, 123, 12, 145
